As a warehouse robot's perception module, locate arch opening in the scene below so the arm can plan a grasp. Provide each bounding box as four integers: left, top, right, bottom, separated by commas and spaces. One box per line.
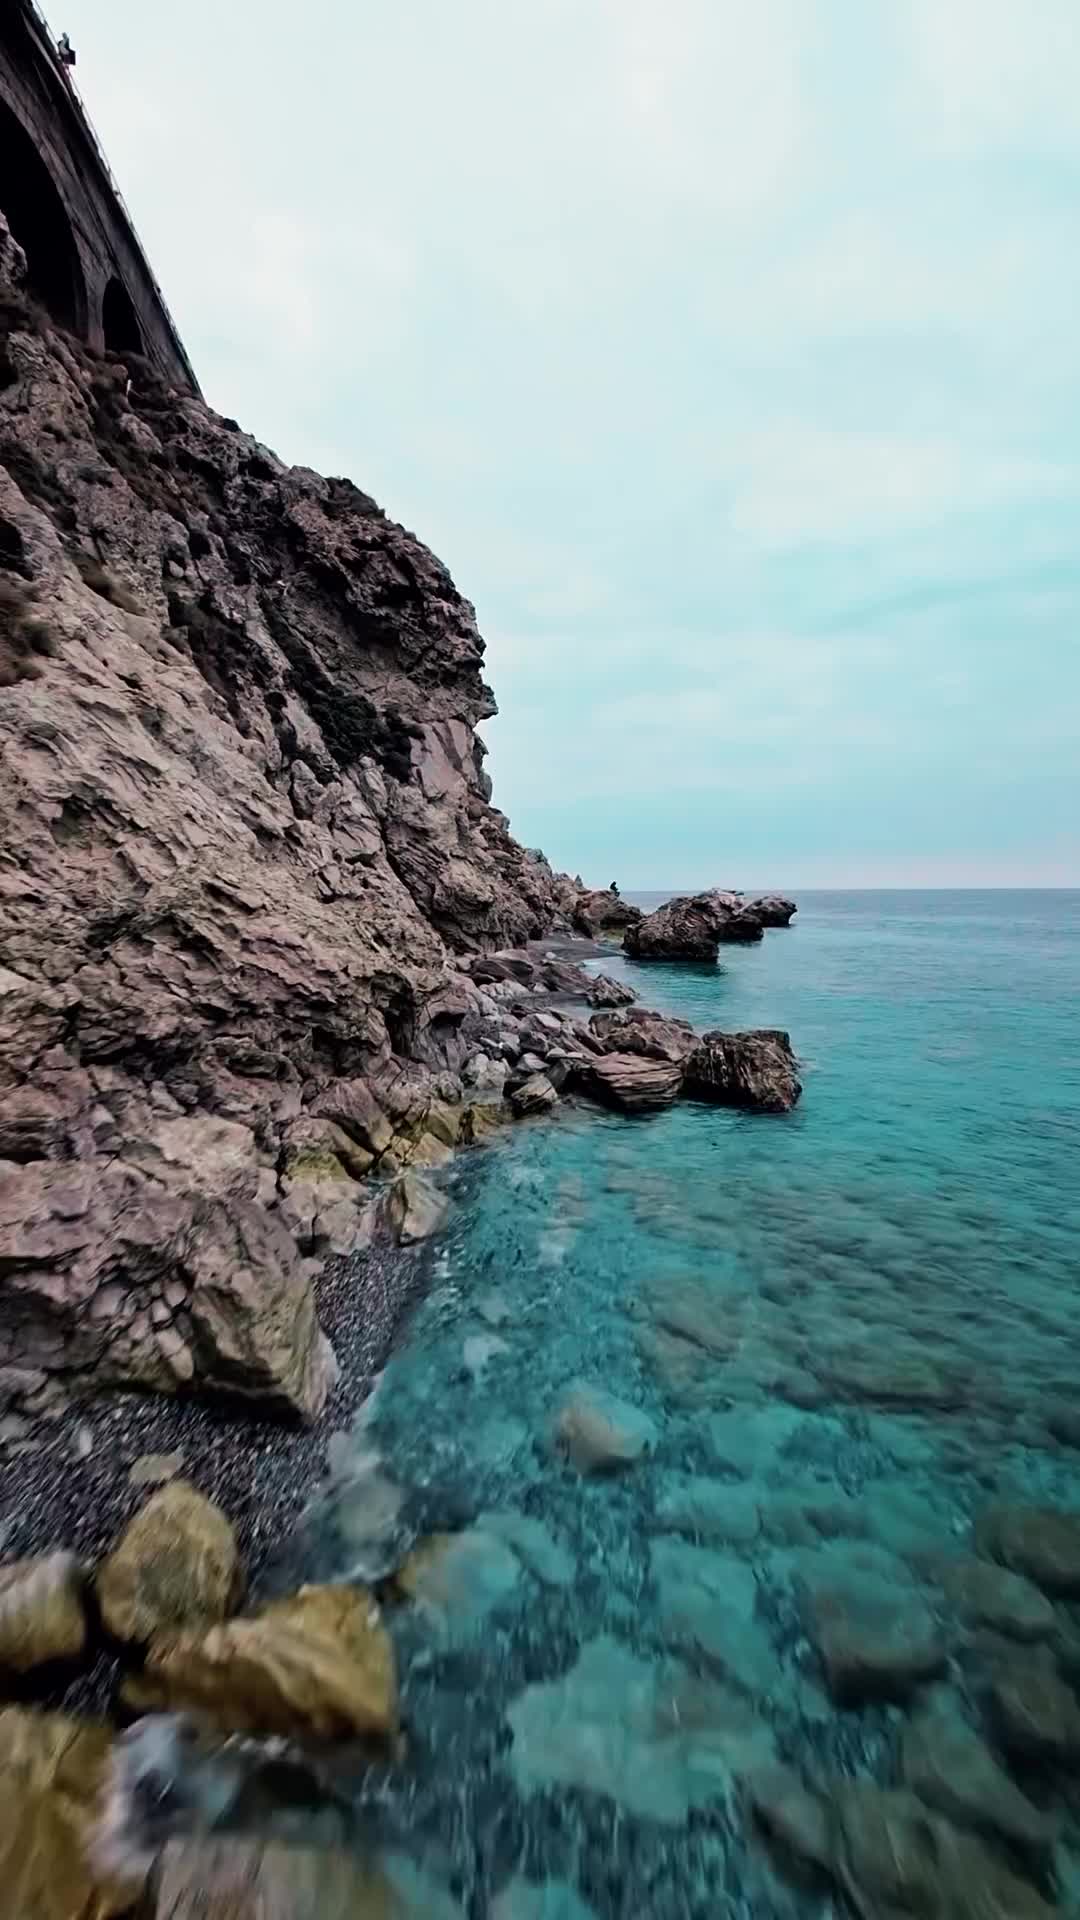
102, 274, 142, 355
0, 96, 85, 331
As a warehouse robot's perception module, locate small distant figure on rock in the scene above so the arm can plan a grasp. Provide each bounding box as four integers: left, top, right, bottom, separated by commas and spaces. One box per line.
610, 880, 620, 894
57, 33, 77, 67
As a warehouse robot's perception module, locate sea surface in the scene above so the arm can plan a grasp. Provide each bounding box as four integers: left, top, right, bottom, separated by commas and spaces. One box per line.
273, 891, 1080, 1917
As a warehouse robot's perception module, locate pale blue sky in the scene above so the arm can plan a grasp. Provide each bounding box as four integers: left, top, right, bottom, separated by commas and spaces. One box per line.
61, 0, 1080, 886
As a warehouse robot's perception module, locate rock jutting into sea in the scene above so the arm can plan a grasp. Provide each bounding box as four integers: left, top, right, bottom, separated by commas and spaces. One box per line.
623, 889, 767, 960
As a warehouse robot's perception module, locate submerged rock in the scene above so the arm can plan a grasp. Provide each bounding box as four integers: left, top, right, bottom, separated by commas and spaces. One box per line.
902, 1699, 1056, 1858
743, 1764, 831, 1873
97, 1482, 242, 1645
0, 1550, 86, 1672
124, 1584, 397, 1742
683, 1029, 801, 1112
924, 1554, 1056, 1641
396, 1528, 522, 1638
550, 1381, 658, 1472
0, 1706, 141, 1919
831, 1782, 1054, 1920
975, 1503, 1080, 1597
799, 1545, 947, 1703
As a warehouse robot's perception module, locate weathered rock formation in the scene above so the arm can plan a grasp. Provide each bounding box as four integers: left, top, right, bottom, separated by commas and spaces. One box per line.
0, 283, 588, 1421
748, 893, 797, 927
572, 888, 642, 937
683, 1030, 802, 1113
623, 889, 765, 961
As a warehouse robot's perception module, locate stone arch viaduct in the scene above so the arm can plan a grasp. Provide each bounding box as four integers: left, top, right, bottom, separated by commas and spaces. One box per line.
0, 0, 198, 390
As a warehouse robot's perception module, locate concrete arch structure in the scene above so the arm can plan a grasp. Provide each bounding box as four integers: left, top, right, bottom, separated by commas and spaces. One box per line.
0, 1, 198, 390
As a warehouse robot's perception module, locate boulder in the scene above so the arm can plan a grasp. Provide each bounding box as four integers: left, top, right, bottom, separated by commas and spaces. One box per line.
0, 1551, 86, 1672
588, 1052, 684, 1113
588, 1007, 695, 1063
385, 1170, 448, 1244
902, 1701, 1056, 1858
832, 1783, 1054, 1920
986, 1648, 1080, 1764
748, 894, 797, 927
0, 1706, 142, 1919
549, 1381, 658, 1472
743, 1764, 831, 1873
123, 1584, 397, 1742
924, 1555, 1056, 1641
975, 1503, 1080, 1597
623, 895, 721, 961
586, 974, 636, 1009
96, 1481, 242, 1644
508, 1072, 559, 1117
801, 1552, 947, 1704
683, 1029, 801, 1112
572, 889, 642, 936
142, 1839, 463, 1920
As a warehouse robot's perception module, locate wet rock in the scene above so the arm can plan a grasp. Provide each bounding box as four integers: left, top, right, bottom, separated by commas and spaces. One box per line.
97, 1482, 242, 1644
508, 1636, 774, 1825
812, 1341, 959, 1410
654, 1474, 762, 1546
925, 1555, 1056, 1641
747, 894, 798, 927
396, 1528, 521, 1638
650, 1539, 775, 1690
585, 974, 636, 1009
985, 1647, 1080, 1764
683, 1029, 801, 1112
743, 1764, 831, 1872
507, 1072, 559, 1117
0, 1550, 86, 1671
902, 1699, 1056, 1858
801, 1548, 947, 1703
0, 1706, 142, 1919
832, 1783, 1054, 1920
588, 1051, 683, 1112
385, 1170, 448, 1245
588, 1007, 695, 1063
478, 1510, 575, 1587
124, 1584, 397, 1742
549, 1381, 658, 1472
975, 1503, 1080, 1597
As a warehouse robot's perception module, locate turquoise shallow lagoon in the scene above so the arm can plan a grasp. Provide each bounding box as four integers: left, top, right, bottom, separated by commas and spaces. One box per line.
280, 891, 1080, 1917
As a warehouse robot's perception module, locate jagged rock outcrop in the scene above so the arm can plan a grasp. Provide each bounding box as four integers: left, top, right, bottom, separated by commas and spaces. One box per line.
573, 888, 642, 936
683, 1030, 802, 1112
748, 893, 797, 927
0, 286, 584, 1419
623, 889, 764, 961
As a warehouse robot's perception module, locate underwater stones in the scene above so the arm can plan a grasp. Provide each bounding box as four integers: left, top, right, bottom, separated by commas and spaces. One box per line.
743, 1764, 831, 1873
385, 1169, 448, 1244
587, 1051, 684, 1112
0, 1707, 140, 1920
799, 1546, 946, 1703
654, 1474, 762, 1546
477, 1510, 574, 1587
492, 1877, 600, 1920
650, 1539, 775, 1688
0, 1551, 87, 1671
508, 1072, 559, 1117
507, 1636, 774, 1825
985, 1648, 1080, 1765
832, 1784, 1054, 1920
812, 1341, 958, 1410
96, 1482, 241, 1645
706, 1403, 806, 1475
926, 1555, 1056, 1642
683, 1029, 802, 1113
975, 1503, 1080, 1597
123, 1584, 396, 1742
902, 1700, 1056, 1859
549, 1381, 657, 1472
586, 974, 636, 1009
396, 1528, 521, 1636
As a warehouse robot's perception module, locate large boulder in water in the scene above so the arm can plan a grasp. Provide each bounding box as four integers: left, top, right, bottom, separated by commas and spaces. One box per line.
748, 893, 797, 927
588, 1006, 695, 1064
623, 890, 763, 961
588, 1052, 684, 1113
683, 1030, 801, 1112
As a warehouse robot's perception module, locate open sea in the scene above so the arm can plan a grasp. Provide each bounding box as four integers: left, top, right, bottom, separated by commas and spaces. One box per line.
275, 891, 1080, 1917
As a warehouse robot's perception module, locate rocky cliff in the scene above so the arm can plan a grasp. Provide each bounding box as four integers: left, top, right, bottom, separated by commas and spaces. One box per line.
0, 278, 581, 1427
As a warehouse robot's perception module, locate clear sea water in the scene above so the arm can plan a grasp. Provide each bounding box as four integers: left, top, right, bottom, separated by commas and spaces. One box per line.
278, 891, 1080, 1917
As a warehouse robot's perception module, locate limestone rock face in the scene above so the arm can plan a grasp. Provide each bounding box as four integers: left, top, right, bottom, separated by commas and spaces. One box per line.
123, 1584, 397, 1741
0, 293, 580, 1420
684, 1029, 801, 1112
0, 1550, 86, 1670
96, 1482, 242, 1644
0, 1706, 142, 1919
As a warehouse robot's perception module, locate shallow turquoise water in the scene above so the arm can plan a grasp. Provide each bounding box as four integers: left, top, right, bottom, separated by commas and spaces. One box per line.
286, 892, 1080, 1917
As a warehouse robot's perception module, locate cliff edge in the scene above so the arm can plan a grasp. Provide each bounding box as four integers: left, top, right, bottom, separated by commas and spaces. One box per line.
0, 274, 578, 1426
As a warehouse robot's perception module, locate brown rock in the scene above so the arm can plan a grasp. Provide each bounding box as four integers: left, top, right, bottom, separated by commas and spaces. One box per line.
586, 973, 636, 1008
0, 1706, 142, 1919
747, 894, 797, 927
986, 1648, 1080, 1764
588, 1052, 684, 1113
507, 1072, 559, 1117
142, 1839, 394, 1919
683, 1029, 801, 1112
96, 1482, 242, 1644
975, 1503, 1080, 1597
809, 1579, 946, 1704
0, 1551, 86, 1671
925, 1555, 1056, 1642
384, 1169, 448, 1244
743, 1764, 831, 1872
902, 1701, 1056, 1858
623, 895, 722, 960
123, 1584, 397, 1741
829, 1784, 1054, 1920
588, 1007, 695, 1063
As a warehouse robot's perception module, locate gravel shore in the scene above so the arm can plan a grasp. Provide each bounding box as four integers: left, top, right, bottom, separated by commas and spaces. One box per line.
0, 1238, 431, 1587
